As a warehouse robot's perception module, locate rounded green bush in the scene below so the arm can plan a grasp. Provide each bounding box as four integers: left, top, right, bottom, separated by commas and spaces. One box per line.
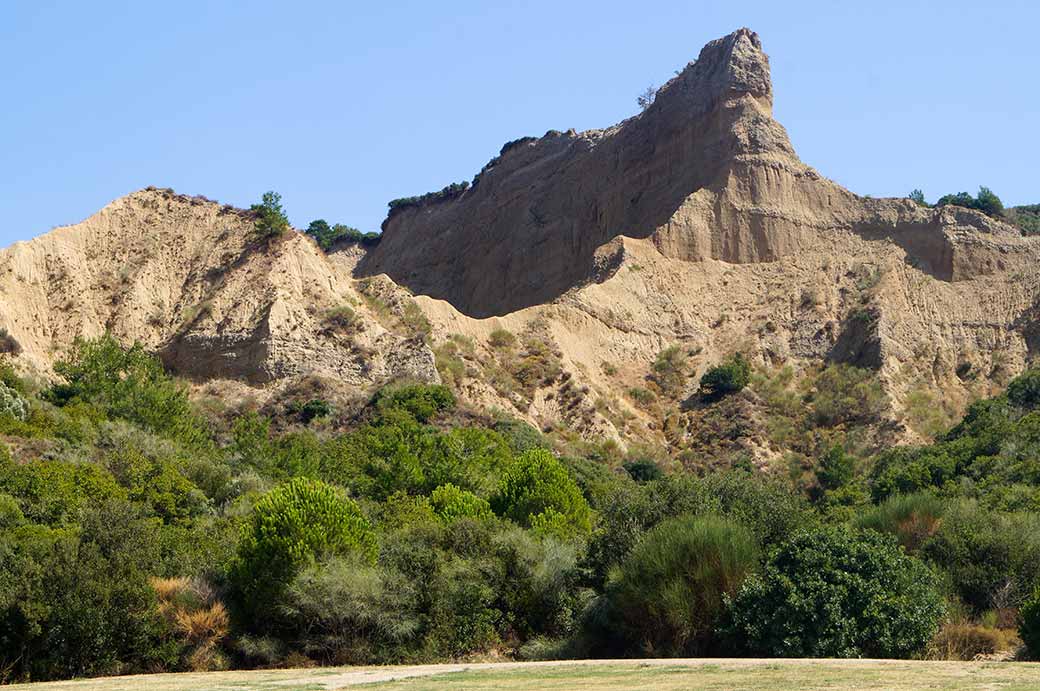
374, 384, 455, 423
232, 478, 376, 624
491, 449, 591, 535
606, 515, 759, 656
430, 483, 492, 523
698, 354, 750, 401
726, 527, 944, 658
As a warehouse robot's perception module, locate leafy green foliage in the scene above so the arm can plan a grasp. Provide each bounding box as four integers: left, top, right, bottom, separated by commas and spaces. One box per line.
305, 219, 380, 251
0, 329, 20, 356
1021, 583, 1040, 658
49, 335, 208, 446
491, 449, 591, 536
430, 484, 493, 523
604, 515, 758, 656
387, 182, 469, 216
920, 500, 1040, 613
374, 384, 455, 423
699, 354, 750, 402
1006, 204, 1040, 234
855, 492, 945, 553
816, 444, 854, 492
726, 527, 945, 658
868, 368, 1040, 508
622, 458, 663, 483
936, 186, 1004, 218
7, 327, 1040, 677
231, 478, 376, 626
0, 502, 171, 681
250, 191, 289, 238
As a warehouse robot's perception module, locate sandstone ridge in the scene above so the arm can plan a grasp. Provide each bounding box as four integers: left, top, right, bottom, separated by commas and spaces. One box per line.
358, 28, 1027, 317
3, 29, 1040, 460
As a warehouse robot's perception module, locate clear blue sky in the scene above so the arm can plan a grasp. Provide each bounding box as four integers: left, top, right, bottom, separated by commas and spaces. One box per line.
1, 0, 1036, 246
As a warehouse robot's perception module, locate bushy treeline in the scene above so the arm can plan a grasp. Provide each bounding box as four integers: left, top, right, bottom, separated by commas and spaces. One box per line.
909, 186, 1040, 235
2, 338, 1040, 681
387, 182, 470, 216
304, 220, 381, 251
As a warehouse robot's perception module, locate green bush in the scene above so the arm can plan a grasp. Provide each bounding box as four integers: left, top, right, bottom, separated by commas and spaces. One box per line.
324, 305, 359, 333
583, 471, 810, 590
387, 181, 469, 216
604, 515, 759, 656
1007, 204, 1040, 235
1021, 583, 1040, 658
49, 335, 207, 446
374, 384, 455, 423
1007, 368, 1040, 409
430, 484, 493, 523
491, 449, 591, 536
490, 527, 590, 640
0, 455, 126, 526
622, 458, 663, 483
920, 501, 1040, 614
855, 492, 945, 553
250, 191, 289, 238
280, 556, 417, 664
726, 527, 944, 658
304, 220, 379, 251
292, 398, 332, 424
699, 354, 750, 402
815, 444, 854, 492
0, 329, 20, 356
0, 501, 170, 682
231, 478, 376, 626
488, 328, 517, 349
936, 186, 1004, 218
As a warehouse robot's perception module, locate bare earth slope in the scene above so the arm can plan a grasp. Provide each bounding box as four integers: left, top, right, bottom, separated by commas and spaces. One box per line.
3, 28, 1040, 457
0, 189, 436, 386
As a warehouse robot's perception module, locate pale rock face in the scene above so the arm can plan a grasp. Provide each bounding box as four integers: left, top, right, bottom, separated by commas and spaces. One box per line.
0, 189, 439, 386
2, 29, 1039, 457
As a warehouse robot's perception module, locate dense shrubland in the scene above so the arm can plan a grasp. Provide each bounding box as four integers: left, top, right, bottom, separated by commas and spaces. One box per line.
3, 338, 1040, 682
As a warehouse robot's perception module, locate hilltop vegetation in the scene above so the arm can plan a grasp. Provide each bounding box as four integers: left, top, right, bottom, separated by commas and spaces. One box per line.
910, 186, 1039, 234
2, 337, 1040, 682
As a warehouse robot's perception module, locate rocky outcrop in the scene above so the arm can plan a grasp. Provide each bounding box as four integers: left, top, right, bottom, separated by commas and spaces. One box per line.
359, 29, 1030, 317
0, 188, 439, 386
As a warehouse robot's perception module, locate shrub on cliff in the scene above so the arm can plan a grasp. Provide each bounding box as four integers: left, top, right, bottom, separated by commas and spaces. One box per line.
251, 191, 289, 238
936, 186, 1004, 219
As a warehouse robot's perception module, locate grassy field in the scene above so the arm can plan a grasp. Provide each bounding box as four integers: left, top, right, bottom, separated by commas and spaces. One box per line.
14, 659, 1040, 691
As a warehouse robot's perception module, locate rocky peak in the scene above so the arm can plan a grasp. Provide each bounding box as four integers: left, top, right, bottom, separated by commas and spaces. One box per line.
652, 28, 772, 119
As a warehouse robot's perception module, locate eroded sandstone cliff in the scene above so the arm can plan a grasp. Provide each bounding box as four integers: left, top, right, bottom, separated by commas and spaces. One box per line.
359, 29, 1031, 315
2, 29, 1039, 462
